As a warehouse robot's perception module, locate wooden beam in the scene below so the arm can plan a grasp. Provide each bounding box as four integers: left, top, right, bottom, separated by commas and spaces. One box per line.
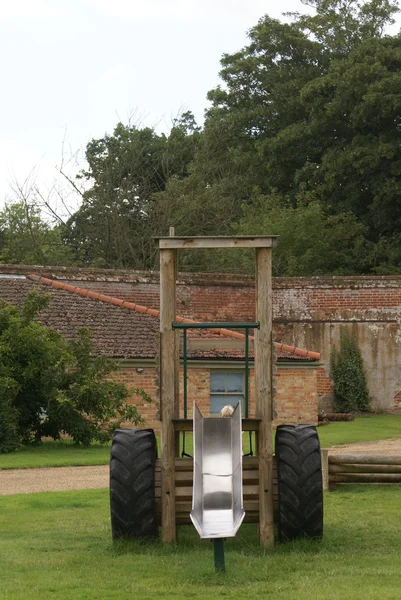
321, 449, 329, 491
330, 472, 401, 483
183, 338, 255, 351
172, 418, 262, 432
160, 248, 178, 543
255, 247, 274, 548
329, 463, 401, 474
329, 454, 401, 465
157, 236, 278, 249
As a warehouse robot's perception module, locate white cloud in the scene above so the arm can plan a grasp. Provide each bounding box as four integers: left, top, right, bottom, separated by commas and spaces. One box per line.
89, 0, 270, 21
0, 0, 65, 18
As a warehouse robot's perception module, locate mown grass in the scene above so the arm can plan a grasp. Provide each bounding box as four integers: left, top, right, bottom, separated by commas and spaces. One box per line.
1, 487, 401, 599
0, 440, 112, 470
318, 413, 401, 448
1, 414, 400, 470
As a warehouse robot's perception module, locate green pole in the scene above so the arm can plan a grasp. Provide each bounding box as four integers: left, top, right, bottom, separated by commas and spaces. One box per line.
213, 539, 225, 573
245, 327, 249, 418
183, 329, 187, 419
182, 329, 188, 457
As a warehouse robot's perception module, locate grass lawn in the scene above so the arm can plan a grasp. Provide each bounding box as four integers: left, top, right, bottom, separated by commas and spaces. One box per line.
1, 486, 401, 599
317, 413, 401, 448
1, 414, 400, 470
0, 440, 112, 470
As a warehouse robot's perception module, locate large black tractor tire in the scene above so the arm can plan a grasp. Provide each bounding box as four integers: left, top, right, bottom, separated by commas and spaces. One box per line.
275, 424, 323, 542
110, 428, 158, 540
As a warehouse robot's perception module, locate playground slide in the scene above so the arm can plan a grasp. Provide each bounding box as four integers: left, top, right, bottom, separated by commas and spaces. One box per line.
190, 403, 245, 539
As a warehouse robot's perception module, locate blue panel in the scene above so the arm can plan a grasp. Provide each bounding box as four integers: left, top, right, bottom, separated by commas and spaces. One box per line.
210, 395, 244, 414
224, 395, 243, 407
226, 373, 244, 393
210, 373, 225, 392
210, 395, 227, 414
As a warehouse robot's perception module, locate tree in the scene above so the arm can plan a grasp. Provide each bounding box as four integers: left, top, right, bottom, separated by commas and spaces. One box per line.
0, 292, 150, 452
232, 192, 368, 276
65, 112, 201, 269
159, 0, 400, 274
0, 201, 74, 266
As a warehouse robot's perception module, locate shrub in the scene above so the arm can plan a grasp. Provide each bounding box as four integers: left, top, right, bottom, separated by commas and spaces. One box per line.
0, 378, 20, 453
331, 328, 370, 413
0, 291, 151, 451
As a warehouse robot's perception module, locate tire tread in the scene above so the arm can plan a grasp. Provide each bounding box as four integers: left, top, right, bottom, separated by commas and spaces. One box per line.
276, 424, 323, 542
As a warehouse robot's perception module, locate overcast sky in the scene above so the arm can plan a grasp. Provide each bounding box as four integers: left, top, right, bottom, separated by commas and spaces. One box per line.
0, 0, 399, 218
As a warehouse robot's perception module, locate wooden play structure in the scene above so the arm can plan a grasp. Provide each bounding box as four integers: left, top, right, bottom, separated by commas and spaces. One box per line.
158, 235, 277, 547
110, 236, 323, 561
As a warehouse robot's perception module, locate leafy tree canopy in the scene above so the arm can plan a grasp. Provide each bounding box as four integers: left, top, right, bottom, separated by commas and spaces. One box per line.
0, 202, 73, 266
12, 0, 401, 276
64, 112, 201, 269
160, 0, 401, 274
0, 291, 149, 452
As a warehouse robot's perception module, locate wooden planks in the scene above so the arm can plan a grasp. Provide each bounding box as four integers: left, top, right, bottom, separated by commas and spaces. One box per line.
160, 248, 178, 543
157, 236, 278, 249
255, 247, 274, 548
329, 454, 401, 465
154, 458, 278, 525
328, 454, 401, 488
172, 418, 261, 433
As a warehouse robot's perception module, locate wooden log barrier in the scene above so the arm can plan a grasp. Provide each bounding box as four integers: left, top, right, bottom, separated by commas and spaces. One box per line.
329, 454, 401, 465
330, 472, 401, 483
328, 454, 401, 489
330, 463, 401, 474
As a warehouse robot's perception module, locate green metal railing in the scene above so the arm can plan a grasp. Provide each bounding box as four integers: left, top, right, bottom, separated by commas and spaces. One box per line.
172, 320, 260, 421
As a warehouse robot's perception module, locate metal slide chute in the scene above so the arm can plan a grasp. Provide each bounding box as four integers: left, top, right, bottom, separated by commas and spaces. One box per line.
190, 403, 245, 539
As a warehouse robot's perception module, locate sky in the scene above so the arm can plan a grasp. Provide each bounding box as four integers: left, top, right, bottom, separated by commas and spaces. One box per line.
0, 0, 399, 220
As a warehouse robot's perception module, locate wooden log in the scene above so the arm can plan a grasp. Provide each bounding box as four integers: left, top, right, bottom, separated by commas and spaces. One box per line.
330, 473, 401, 483
330, 482, 401, 489
160, 247, 178, 543
255, 246, 274, 548
324, 413, 354, 421
329, 463, 401, 474
329, 454, 401, 465
321, 449, 329, 491
157, 236, 278, 249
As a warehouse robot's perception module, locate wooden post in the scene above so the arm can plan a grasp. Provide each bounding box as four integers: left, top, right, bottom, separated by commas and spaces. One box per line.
321, 449, 329, 491
160, 248, 177, 543
255, 247, 274, 548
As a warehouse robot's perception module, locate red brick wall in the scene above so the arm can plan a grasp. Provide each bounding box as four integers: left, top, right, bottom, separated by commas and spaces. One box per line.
114, 363, 319, 432
6, 265, 401, 412
274, 368, 318, 425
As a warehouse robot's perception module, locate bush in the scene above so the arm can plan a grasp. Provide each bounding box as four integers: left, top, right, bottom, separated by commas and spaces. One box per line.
0, 378, 20, 453
0, 291, 151, 451
331, 328, 370, 413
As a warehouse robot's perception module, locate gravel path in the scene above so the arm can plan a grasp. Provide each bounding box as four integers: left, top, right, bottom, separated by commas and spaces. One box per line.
1, 437, 401, 496
329, 437, 401, 454
0, 465, 109, 496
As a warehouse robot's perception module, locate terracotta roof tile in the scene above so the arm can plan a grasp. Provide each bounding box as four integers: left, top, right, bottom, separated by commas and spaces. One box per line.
0, 277, 319, 362
0, 279, 158, 359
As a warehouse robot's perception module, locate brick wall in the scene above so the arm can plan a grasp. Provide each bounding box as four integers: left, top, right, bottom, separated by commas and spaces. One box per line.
317, 367, 333, 412
114, 362, 319, 433
274, 368, 318, 425
5, 266, 401, 412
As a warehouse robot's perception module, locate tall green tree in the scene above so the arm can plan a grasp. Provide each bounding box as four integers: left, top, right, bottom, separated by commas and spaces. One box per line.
66, 0, 401, 274
65, 112, 201, 269
157, 0, 401, 274
0, 202, 73, 266
232, 192, 368, 276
